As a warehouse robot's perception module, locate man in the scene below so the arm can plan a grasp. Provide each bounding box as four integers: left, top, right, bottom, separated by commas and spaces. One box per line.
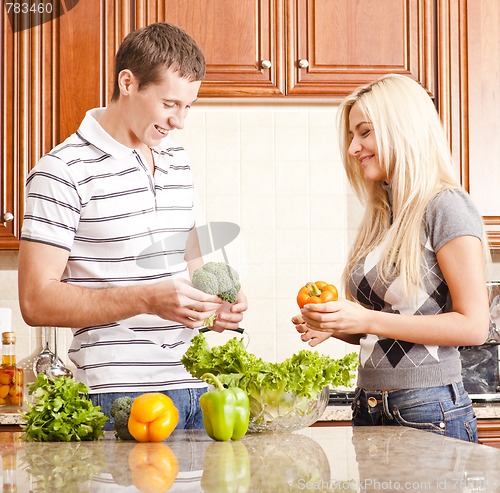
18, 23, 247, 429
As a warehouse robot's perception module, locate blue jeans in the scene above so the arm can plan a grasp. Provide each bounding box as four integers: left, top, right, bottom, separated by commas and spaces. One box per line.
90, 387, 207, 431
351, 382, 477, 442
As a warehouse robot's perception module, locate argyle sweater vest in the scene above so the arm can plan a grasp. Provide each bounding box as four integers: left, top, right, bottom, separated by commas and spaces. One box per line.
349, 186, 484, 391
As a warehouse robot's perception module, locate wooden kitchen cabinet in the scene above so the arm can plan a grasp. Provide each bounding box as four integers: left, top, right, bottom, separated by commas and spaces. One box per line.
163, 0, 438, 98
285, 0, 437, 97
0, 0, 434, 248
1, 0, 499, 249
442, 0, 500, 248
115, 0, 437, 98
0, 1, 103, 248
477, 419, 500, 448
155, 0, 284, 96
130, 0, 499, 242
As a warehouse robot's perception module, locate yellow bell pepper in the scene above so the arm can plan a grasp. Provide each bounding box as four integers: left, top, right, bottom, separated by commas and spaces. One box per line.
128, 393, 179, 442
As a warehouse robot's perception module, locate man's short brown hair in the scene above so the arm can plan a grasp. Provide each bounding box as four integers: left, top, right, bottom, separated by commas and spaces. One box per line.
112, 22, 206, 101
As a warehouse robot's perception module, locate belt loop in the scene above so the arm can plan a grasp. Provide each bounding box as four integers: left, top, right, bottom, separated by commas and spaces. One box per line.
450, 382, 459, 405
381, 391, 394, 420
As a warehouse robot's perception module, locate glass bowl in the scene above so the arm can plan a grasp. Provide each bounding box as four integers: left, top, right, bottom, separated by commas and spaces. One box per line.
247, 386, 329, 433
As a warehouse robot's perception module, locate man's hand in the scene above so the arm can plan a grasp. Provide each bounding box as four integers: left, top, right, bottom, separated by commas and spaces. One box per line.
148, 277, 222, 329
210, 290, 248, 333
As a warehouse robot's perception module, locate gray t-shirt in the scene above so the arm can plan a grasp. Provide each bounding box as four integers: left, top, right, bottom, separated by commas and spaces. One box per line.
349, 187, 484, 391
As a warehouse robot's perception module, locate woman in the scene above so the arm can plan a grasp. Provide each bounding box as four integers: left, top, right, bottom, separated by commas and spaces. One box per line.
293, 74, 490, 442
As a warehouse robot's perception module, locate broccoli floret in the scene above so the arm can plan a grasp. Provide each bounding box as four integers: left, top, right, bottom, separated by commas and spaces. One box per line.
110, 397, 135, 440
201, 262, 239, 295
191, 269, 220, 296
192, 262, 241, 326
219, 287, 239, 304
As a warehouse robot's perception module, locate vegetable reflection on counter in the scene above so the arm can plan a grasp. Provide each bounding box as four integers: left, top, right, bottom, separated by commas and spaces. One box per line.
20, 374, 108, 442
200, 372, 250, 441
201, 441, 251, 493
19, 441, 107, 493
18, 431, 332, 493
245, 433, 331, 492
19, 440, 180, 493
200, 433, 330, 493
182, 333, 358, 426
128, 442, 179, 493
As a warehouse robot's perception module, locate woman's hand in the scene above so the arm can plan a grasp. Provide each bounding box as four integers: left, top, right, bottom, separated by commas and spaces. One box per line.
300, 298, 369, 335
293, 299, 366, 346
291, 314, 332, 347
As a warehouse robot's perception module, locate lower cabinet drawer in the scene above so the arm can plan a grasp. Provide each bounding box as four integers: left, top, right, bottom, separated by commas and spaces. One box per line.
477, 419, 500, 448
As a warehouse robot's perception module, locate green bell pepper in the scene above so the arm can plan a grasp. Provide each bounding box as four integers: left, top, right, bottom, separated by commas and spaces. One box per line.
200, 373, 250, 441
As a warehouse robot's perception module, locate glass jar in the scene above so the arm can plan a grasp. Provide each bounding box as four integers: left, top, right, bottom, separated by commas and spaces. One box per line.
0, 332, 24, 410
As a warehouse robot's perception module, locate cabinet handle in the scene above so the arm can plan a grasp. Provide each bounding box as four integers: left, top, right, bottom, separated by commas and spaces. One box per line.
261, 59, 272, 69
298, 59, 309, 69
3, 212, 14, 222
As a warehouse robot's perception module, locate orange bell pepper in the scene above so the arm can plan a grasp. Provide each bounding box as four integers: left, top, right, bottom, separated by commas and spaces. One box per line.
297, 281, 338, 308
128, 393, 179, 443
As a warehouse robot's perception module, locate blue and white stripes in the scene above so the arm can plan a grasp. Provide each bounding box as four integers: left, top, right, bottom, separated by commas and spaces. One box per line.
21, 108, 204, 393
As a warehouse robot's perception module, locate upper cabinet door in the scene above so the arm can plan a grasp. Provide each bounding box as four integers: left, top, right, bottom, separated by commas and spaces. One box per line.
129, 0, 436, 98
153, 0, 285, 96
286, 0, 437, 97
0, 2, 103, 248
466, 1, 500, 247
438, 0, 500, 248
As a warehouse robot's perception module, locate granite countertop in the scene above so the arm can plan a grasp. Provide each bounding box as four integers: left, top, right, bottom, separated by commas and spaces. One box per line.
1, 426, 500, 491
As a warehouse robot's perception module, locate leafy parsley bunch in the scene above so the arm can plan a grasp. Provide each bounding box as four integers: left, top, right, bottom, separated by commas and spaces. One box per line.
21, 374, 108, 442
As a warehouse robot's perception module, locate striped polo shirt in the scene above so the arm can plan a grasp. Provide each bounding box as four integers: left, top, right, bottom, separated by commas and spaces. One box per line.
21, 108, 205, 393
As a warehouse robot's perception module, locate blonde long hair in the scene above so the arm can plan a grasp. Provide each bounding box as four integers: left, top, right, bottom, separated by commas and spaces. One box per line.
338, 74, 463, 300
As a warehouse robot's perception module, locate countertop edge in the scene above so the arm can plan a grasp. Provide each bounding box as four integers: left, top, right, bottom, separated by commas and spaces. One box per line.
318, 403, 500, 422
2, 403, 500, 426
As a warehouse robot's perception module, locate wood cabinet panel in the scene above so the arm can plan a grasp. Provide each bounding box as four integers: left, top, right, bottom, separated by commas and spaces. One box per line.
131, 0, 436, 98
286, 0, 437, 97
466, 1, 500, 247
438, 0, 500, 248
0, 2, 103, 248
58, 4, 102, 138
135, 0, 284, 96
1, 0, 498, 249
477, 419, 500, 448
173, 0, 283, 96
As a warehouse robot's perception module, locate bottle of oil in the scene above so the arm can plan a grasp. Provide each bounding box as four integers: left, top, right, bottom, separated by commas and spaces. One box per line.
0, 332, 23, 410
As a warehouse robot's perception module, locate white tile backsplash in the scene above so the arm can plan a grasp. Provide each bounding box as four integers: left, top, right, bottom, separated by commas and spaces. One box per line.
3, 102, 500, 375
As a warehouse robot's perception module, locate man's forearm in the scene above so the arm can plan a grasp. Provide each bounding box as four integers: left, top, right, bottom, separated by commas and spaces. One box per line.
20, 281, 151, 328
